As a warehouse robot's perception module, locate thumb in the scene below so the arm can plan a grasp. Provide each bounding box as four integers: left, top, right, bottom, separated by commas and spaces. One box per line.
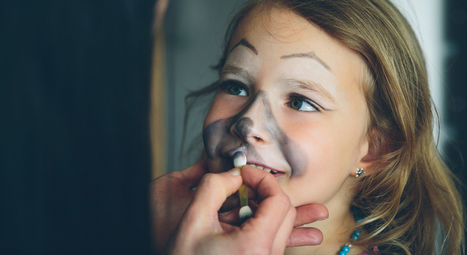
187, 168, 243, 221
179, 158, 209, 187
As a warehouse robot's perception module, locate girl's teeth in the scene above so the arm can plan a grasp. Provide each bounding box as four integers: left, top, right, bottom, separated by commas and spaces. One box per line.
246, 164, 274, 174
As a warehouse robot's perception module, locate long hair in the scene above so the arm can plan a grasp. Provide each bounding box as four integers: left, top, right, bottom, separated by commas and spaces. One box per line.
185, 0, 464, 253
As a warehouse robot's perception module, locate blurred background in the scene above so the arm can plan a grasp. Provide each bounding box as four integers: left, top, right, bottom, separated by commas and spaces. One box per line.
1, 1, 154, 254
1, 0, 466, 254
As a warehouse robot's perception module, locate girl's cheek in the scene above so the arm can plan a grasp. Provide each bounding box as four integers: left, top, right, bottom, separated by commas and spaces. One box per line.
204, 97, 226, 127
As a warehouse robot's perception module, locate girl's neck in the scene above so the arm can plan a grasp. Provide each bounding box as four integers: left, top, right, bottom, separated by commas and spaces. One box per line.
285, 194, 364, 255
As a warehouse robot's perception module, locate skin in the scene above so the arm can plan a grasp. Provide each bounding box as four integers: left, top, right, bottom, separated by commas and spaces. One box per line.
203, 7, 375, 255
151, 160, 329, 254
163, 166, 327, 255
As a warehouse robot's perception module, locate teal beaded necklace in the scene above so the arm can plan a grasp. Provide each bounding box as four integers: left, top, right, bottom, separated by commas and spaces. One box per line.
339, 213, 363, 255
338, 229, 362, 255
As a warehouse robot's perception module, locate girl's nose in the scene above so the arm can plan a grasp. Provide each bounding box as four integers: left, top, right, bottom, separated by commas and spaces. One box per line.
230, 99, 273, 144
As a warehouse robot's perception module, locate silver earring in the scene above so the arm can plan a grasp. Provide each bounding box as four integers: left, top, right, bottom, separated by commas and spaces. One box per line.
355, 168, 365, 178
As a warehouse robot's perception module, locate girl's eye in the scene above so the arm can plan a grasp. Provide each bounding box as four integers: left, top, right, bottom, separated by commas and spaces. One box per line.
288, 97, 318, 112
221, 81, 249, 96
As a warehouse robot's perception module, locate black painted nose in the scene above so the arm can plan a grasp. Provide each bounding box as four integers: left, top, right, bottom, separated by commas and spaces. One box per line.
234, 117, 253, 138
231, 116, 269, 143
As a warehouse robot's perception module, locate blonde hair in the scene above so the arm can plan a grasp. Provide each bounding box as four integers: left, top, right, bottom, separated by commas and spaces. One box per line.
185, 0, 465, 253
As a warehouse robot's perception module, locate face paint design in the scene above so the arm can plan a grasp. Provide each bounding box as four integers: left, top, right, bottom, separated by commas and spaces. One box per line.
203, 91, 307, 177
234, 117, 253, 141
203, 8, 373, 214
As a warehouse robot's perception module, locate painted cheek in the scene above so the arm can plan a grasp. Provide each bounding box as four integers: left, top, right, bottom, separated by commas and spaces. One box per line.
203, 118, 229, 159
256, 95, 308, 177
281, 137, 307, 178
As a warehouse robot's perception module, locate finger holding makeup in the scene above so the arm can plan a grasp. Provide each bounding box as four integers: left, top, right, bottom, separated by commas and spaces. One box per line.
239, 166, 295, 253
219, 193, 239, 212
165, 165, 327, 255
164, 168, 243, 254
219, 179, 259, 213
151, 159, 210, 253
189, 169, 243, 217
241, 166, 328, 248
239, 165, 285, 199
177, 158, 210, 187
218, 200, 259, 225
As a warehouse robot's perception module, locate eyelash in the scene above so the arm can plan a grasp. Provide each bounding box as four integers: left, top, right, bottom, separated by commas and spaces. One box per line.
287, 93, 321, 112
219, 80, 249, 96
218, 81, 321, 112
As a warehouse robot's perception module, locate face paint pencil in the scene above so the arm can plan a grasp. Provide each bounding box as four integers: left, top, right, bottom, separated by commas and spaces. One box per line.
233, 151, 253, 223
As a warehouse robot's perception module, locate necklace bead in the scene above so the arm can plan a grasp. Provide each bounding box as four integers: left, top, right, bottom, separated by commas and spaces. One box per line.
339, 230, 361, 255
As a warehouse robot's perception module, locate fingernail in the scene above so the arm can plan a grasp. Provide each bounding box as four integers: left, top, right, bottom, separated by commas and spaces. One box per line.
317, 217, 328, 221
228, 168, 241, 176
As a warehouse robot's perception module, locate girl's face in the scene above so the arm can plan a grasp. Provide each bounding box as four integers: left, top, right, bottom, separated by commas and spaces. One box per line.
203, 8, 372, 208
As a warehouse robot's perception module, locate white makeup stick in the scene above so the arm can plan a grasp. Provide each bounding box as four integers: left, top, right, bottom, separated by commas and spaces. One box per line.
233, 151, 247, 168
233, 151, 253, 223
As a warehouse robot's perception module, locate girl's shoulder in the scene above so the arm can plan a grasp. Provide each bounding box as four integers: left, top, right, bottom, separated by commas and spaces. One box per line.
359, 246, 379, 255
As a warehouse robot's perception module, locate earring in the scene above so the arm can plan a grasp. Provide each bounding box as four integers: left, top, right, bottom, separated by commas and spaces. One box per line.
355, 168, 365, 178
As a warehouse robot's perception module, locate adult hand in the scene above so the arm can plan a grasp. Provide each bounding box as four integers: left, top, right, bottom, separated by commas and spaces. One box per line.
163, 165, 328, 255
150, 159, 208, 254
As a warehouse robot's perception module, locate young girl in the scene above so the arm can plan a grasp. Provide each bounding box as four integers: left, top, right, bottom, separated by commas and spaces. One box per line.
187, 0, 464, 254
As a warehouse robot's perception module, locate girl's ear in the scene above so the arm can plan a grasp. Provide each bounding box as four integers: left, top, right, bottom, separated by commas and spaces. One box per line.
356, 130, 389, 176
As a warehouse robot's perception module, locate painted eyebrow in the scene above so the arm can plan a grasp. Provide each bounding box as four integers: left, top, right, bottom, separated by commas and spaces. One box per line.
220, 65, 255, 83
228, 38, 258, 55
281, 52, 331, 71
282, 78, 336, 103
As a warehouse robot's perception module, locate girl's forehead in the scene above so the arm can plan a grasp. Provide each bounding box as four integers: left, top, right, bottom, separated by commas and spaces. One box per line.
229, 7, 314, 51
228, 7, 348, 63
228, 7, 367, 84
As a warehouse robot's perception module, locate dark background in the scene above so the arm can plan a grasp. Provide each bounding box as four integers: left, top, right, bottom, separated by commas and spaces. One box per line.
0, 0, 466, 254
1, 0, 154, 254
445, 0, 467, 203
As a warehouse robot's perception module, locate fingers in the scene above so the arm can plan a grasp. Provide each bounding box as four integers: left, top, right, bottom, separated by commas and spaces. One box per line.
219, 194, 239, 213
286, 203, 328, 247
239, 166, 292, 250
287, 227, 323, 247
188, 168, 243, 219
240, 165, 284, 199
178, 158, 209, 187
218, 207, 240, 225
271, 205, 296, 255
240, 166, 329, 249
294, 204, 328, 226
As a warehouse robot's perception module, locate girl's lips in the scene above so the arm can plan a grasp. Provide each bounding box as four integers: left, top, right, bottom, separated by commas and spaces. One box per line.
220, 150, 289, 176
246, 161, 286, 176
